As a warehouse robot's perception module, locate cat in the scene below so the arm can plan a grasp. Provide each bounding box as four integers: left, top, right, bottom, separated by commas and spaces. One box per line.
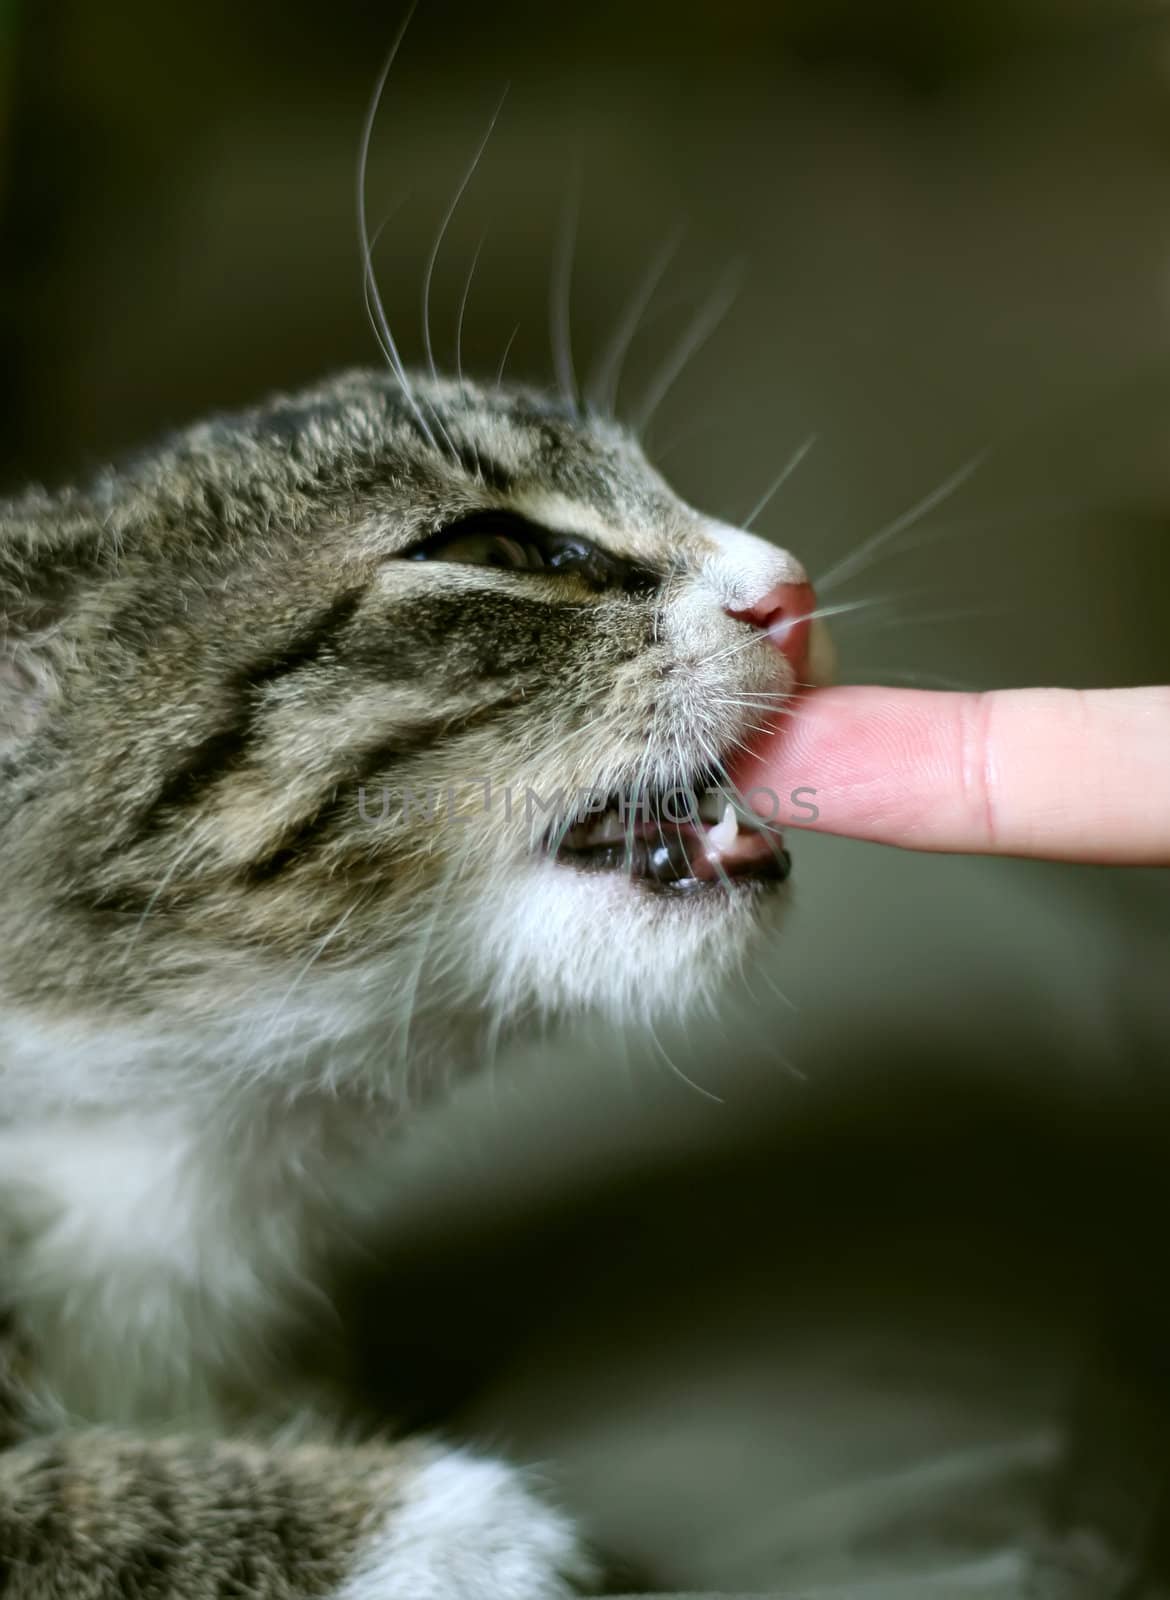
0, 365, 830, 1596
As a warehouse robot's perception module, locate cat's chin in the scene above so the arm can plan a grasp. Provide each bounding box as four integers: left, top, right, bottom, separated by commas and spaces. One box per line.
466, 854, 787, 1026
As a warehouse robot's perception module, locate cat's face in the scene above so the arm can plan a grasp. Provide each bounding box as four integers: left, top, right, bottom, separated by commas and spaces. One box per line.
0, 370, 828, 1098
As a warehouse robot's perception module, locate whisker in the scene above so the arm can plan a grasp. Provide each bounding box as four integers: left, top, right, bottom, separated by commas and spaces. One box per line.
649, 414, 727, 468
696, 736, 791, 882
708, 714, 781, 740
550, 162, 582, 413
692, 597, 887, 670
860, 604, 1007, 629
710, 697, 796, 717
362, 246, 397, 371
709, 689, 797, 704
706, 683, 798, 704
357, 3, 439, 452
873, 492, 1117, 545
704, 724, 774, 754
742, 433, 819, 531
810, 511, 1010, 580
803, 597, 896, 626
632, 261, 743, 437
587, 226, 684, 418
815, 450, 988, 595
454, 230, 488, 389
646, 1015, 724, 1105
749, 960, 801, 1018
422, 85, 509, 388
494, 322, 521, 391
670, 732, 741, 909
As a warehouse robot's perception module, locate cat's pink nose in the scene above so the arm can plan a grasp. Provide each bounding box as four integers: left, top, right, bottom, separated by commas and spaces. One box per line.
726, 580, 816, 670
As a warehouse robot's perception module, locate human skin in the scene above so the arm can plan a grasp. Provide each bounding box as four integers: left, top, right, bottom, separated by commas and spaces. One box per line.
730, 686, 1170, 866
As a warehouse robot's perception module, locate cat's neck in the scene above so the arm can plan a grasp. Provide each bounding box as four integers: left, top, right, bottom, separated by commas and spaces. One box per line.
0, 951, 497, 1422
0, 1059, 418, 1425
0, 957, 484, 1117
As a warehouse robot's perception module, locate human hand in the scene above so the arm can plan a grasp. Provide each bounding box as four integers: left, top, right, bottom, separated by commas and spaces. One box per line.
730, 686, 1170, 865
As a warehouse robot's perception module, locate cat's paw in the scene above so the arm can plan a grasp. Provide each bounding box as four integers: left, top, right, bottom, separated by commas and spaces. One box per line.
334, 1446, 597, 1599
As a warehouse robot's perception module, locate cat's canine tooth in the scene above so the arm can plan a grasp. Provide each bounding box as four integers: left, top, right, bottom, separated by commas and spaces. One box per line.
706, 802, 739, 856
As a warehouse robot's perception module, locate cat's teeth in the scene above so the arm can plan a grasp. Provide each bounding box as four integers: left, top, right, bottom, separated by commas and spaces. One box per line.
706, 802, 739, 856
581, 811, 627, 847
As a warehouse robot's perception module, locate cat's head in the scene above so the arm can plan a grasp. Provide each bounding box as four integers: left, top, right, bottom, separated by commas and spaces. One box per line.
0, 371, 829, 1102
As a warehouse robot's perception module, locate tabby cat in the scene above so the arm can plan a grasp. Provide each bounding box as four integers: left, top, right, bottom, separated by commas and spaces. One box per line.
0, 367, 829, 1596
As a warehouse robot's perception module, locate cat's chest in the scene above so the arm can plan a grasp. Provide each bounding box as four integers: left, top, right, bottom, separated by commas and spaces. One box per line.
0, 1098, 391, 1424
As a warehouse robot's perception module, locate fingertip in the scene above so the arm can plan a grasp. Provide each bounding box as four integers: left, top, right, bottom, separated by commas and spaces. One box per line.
730, 687, 982, 847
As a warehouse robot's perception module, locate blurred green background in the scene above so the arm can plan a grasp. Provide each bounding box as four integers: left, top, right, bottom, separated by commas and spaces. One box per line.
3, 3, 1169, 1593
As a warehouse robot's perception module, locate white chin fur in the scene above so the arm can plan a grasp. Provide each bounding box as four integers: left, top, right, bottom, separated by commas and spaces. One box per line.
466, 856, 774, 1026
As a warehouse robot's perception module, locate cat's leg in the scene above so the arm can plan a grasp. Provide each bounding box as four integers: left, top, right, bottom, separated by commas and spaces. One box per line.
0, 1431, 595, 1599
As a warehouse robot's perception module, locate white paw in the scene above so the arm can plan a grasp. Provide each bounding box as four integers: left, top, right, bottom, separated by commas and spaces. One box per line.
334, 1446, 596, 1600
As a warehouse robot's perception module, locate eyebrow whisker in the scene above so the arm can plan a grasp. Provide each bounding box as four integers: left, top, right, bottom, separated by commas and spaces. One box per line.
587, 226, 684, 419
494, 322, 521, 392
632, 262, 743, 438
422, 85, 510, 389
455, 230, 488, 390
356, 3, 441, 453
550, 160, 583, 415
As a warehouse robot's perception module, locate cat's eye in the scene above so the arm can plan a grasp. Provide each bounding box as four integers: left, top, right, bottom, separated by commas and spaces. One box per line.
405, 511, 650, 592
422, 531, 541, 571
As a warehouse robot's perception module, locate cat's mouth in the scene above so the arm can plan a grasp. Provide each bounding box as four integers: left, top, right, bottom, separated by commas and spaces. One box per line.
547, 784, 790, 896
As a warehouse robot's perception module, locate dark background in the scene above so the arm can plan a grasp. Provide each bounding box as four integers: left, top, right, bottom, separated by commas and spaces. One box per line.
4, 4, 1170, 1592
